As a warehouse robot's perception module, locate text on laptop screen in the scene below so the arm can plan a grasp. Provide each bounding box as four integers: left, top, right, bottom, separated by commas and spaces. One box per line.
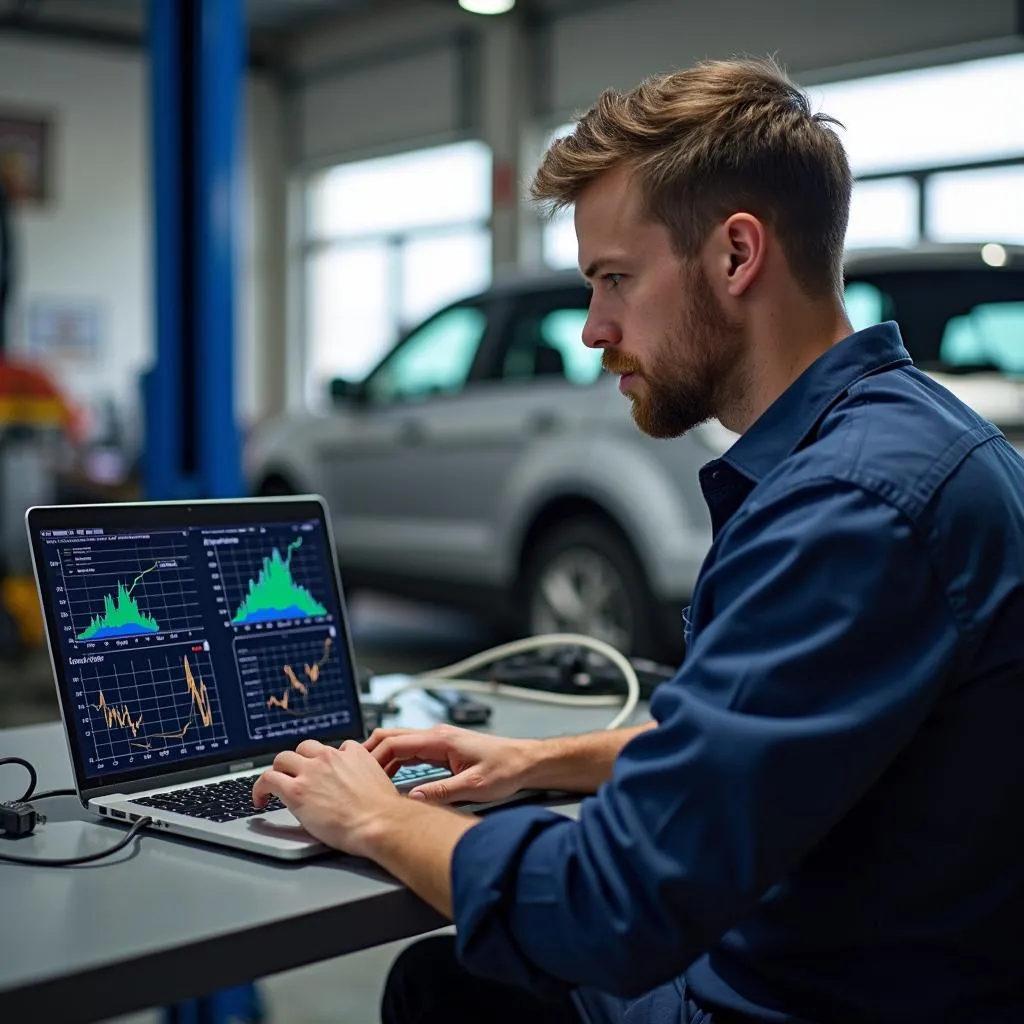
35, 517, 358, 779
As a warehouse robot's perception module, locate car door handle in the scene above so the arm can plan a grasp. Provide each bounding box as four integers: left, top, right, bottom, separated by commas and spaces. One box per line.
397, 419, 426, 445
527, 411, 561, 434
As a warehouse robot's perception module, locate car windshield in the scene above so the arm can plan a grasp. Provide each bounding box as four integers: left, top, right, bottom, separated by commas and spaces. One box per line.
844, 268, 1024, 378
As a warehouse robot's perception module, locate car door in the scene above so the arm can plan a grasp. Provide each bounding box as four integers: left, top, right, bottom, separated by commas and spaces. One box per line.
316, 301, 493, 578
384, 286, 602, 583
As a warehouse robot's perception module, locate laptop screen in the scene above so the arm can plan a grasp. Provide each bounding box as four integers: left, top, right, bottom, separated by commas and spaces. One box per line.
27, 497, 364, 794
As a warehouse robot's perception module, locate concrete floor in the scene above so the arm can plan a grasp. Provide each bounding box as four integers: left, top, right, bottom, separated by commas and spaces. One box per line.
0, 593, 498, 1024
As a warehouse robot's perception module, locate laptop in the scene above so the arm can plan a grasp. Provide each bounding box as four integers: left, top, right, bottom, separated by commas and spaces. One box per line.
25, 495, 451, 860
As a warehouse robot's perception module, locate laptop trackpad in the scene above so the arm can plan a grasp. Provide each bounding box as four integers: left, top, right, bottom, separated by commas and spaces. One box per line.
247, 807, 314, 839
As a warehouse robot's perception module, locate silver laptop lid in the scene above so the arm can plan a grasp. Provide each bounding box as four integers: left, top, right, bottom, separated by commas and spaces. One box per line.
25, 496, 365, 802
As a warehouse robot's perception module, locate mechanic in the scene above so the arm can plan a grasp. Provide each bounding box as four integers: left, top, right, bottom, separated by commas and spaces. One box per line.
253, 56, 1024, 1023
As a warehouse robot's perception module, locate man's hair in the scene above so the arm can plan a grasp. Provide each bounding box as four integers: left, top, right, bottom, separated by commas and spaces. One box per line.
531, 56, 852, 297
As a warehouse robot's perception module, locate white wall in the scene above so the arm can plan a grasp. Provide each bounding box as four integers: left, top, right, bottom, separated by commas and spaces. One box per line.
0, 35, 286, 438
0, 36, 150, 431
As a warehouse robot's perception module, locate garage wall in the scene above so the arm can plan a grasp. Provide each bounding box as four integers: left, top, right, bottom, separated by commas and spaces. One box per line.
288, 1, 479, 167
0, 35, 286, 433
0, 36, 149, 428
549, 0, 1020, 118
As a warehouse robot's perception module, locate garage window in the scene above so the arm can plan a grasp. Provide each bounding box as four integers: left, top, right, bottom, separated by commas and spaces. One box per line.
303, 140, 493, 405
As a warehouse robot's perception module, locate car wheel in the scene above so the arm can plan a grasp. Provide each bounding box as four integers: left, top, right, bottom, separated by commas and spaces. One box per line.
521, 516, 663, 659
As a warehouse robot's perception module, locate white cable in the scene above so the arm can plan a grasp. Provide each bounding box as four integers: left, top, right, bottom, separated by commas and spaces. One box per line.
391, 676, 623, 707
398, 632, 641, 731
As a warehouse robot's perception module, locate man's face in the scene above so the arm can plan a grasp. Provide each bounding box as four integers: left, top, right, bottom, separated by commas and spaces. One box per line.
575, 166, 744, 438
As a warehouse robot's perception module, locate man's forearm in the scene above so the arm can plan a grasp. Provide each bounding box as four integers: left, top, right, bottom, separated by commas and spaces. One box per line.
522, 721, 655, 793
364, 800, 479, 919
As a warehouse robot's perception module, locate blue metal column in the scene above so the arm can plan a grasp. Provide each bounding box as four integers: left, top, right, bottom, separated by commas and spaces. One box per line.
145, 0, 243, 501
144, 0, 185, 500
148, 2, 257, 1020
196, 0, 244, 498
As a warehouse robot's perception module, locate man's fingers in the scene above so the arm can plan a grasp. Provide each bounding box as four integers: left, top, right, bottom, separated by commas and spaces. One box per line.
252, 769, 296, 807
363, 727, 420, 753
369, 733, 455, 770
408, 774, 481, 806
271, 749, 306, 775
295, 739, 327, 758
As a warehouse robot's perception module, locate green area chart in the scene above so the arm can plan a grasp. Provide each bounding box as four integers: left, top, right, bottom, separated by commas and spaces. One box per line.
77, 564, 161, 641
232, 538, 328, 625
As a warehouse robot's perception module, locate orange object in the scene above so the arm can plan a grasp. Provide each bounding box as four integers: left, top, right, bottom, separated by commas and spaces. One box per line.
1, 575, 44, 647
0, 357, 85, 440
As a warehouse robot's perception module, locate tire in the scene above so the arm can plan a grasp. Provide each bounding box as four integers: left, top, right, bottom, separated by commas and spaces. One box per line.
520, 516, 665, 659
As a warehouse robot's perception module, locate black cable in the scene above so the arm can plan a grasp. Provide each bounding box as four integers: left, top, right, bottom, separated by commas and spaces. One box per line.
0, 815, 152, 866
2, 755, 151, 865
0, 756, 37, 802
0, 757, 76, 801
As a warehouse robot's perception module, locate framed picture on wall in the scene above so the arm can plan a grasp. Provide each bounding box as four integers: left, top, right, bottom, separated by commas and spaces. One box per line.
0, 108, 53, 206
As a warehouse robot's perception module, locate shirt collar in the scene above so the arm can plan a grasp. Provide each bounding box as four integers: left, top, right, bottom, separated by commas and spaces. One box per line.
720, 321, 911, 483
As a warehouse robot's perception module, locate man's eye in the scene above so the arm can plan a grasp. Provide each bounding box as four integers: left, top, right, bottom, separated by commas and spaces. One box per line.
605, 273, 623, 289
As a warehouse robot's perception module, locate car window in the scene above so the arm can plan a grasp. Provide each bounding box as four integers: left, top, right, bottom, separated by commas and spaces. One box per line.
844, 281, 894, 332
500, 306, 602, 385
843, 269, 1024, 376
940, 303, 1024, 375
362, 305, 487, 404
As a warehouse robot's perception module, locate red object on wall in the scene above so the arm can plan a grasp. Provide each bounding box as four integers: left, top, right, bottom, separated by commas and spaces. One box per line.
492, 160, 517, 208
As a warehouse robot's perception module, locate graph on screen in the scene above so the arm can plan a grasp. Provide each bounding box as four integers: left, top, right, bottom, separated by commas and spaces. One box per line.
76, 644, 228, 763
212, 532, 330, 627
58, 533, 204, 642
235, 627, 354, 741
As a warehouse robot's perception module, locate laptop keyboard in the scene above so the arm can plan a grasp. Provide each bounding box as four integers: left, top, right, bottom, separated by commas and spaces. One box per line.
133, 764, 450, 823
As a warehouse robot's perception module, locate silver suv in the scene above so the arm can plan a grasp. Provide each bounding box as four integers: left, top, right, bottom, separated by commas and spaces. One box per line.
245, 244, 1024, 657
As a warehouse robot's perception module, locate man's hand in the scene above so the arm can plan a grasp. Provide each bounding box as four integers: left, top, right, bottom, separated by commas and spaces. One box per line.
365, 724, 539, 805
252, 738, 406, 858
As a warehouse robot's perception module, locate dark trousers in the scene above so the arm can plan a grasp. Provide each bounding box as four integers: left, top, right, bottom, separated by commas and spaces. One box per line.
381, 935, 737, 1024
381, 935, 584, 1024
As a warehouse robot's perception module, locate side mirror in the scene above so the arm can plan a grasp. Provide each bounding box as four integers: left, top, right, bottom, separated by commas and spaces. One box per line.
329, 377, 364, 406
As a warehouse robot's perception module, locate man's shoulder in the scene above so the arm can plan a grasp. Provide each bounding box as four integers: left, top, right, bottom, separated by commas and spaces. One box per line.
769, 364, 1010, 523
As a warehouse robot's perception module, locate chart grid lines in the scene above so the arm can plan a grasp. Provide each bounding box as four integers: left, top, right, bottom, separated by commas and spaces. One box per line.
59, 532, 204, 640
234, 626, 352, 741
78, 646, 229, 762
212, 530, 331, 627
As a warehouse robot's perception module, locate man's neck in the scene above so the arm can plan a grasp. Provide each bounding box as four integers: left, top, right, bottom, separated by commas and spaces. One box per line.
718, 298, 853, 435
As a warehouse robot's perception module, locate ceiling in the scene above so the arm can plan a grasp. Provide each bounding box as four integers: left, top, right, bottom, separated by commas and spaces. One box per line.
0, 0, 382, 65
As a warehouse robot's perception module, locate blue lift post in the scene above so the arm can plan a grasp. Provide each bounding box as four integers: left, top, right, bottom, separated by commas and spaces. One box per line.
145, 0, 244, 503
147, 2, 258, 1021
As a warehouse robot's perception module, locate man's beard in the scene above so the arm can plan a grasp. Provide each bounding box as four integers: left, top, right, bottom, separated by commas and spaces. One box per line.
602, 265, 745, 439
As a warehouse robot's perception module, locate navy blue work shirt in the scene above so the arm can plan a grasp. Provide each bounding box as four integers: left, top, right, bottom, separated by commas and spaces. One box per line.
450, 323, 1024, 1023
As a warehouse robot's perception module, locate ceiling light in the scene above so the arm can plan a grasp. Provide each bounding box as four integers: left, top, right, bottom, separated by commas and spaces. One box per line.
981, 243, 1008, 267
459, 0, 515, 13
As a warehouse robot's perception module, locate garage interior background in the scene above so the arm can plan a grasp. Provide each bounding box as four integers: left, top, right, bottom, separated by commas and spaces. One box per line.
0, 0, 1022, 1019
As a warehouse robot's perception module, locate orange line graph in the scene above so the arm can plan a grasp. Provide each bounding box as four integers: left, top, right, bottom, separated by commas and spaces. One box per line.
93, 655, 215, 749
267, 638, 333, 715
91, 691, 144, 737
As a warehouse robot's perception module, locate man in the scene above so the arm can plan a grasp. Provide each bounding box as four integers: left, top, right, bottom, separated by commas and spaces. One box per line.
253, 56, 1024, 1023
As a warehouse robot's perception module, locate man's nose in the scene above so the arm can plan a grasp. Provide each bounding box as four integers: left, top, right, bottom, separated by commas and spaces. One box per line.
581, 306, 622, 350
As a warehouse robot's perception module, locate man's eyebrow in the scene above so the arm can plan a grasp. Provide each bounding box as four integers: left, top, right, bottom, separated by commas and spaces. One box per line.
581, 257, 612, 280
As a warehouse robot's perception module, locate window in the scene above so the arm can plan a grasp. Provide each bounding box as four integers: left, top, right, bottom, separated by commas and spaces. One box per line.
845, 178, 919, 250
941, 303, 1024, 376
808, 54, 1024, 177
362, 305, 487, 405
303, 140, 492, 405
842, 269, 1024, 376
843, 281, 891, 332
538, 56, 1024, 264
926, 166, 1024, 245
499, 299, 601, 385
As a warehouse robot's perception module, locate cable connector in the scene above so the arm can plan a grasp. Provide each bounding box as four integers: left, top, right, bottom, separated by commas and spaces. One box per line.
0, 799, 45, 838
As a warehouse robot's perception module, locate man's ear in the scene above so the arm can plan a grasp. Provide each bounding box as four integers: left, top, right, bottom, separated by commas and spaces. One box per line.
718, 213, 767, 298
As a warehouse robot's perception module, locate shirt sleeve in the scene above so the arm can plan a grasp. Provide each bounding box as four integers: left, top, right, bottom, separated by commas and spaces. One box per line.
451, 478, 961, 998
